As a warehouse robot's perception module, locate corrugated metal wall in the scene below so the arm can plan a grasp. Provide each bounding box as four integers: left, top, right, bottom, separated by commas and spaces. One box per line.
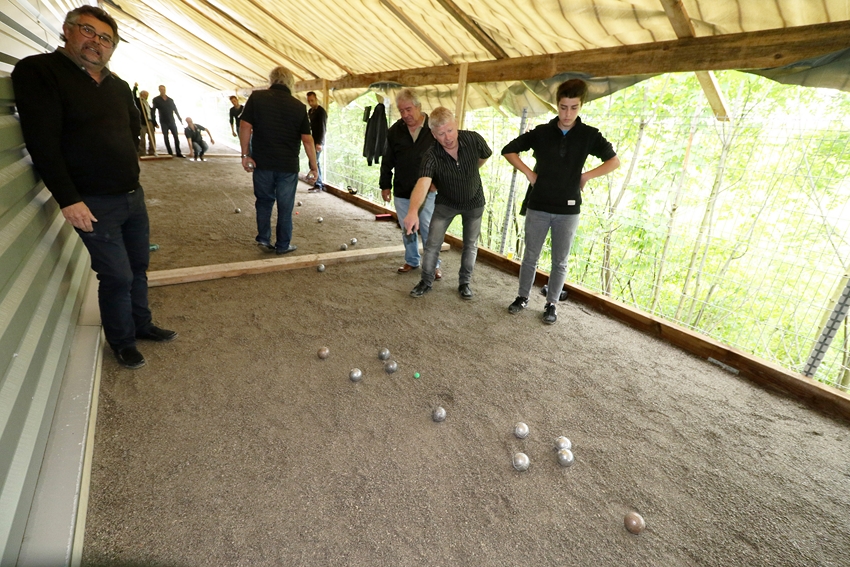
0, 69, 94, 565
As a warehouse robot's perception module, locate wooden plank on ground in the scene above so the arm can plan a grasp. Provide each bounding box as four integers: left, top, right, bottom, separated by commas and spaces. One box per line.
148, 243, 449, 287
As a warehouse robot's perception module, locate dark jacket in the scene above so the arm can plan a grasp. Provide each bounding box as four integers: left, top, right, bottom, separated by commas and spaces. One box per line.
308, 105, 327, 146
240, 83, 311, 173
152, 94, 181, 126
379, 115, 434, 199
11, 50, 141, 208
363, 103, 387, 166
502, 116, 616, 215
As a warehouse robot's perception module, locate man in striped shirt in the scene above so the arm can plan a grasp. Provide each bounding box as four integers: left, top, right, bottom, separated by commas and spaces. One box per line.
403, 107, 492, 300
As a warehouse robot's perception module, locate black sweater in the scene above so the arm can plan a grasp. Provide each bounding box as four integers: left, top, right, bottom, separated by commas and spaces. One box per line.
379, 115, 434, 199
502, 116, 616, 215
12, 50, 141, 208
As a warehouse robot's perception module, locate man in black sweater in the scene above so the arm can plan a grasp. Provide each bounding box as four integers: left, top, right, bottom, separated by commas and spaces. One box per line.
12, 5, 177, 369
306, 91, 327, 192
152, 84, 184, 157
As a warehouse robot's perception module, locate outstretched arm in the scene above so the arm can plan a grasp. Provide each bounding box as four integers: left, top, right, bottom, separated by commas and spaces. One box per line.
580, 156, 620, 190
403, 176, 433, 234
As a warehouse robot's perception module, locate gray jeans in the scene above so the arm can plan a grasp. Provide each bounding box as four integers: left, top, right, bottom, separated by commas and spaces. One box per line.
421, 204, 484, 286
518, 209, 580, 303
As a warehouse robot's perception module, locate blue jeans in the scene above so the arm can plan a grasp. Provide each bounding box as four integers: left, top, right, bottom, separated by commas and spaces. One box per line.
314, 148, 323, 188
191, 139, 209, 158
253, 169, 298, 251
518, 209, 580, 303
75, 188, 152, 350
394, 192, 438, 268
421, 204, 484, 286
161, 122, 182, 156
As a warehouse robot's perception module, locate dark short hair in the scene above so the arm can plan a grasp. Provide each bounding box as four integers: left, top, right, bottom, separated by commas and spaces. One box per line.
61, 5, 120, 45
229, 95, 238, 101
306, 91, 317, 98
556, 79, 588, 104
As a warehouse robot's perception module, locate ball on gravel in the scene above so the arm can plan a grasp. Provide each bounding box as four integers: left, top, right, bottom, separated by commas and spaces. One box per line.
340, 243, 348, 251
297, 201, 303, 206
432, 406, 446, 422
512, 452, 530, 471
317, 264, 325, 272
514, 422, 529, 439
557, 449, 575, 467
555, 436, 572, 451
349, 368, 363, 382
234, 208, 241, 213
317, 217, 323, 223
378, 348, 390, 360
624, 512, 645, 534
350, 238, 358, 245
317, 346, 330, 359
384, 360, 398, 374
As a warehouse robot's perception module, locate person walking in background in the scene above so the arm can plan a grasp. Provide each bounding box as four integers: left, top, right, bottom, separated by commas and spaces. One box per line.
404, 107, 491, 300
502, 79, 620, 325
239, 65, 318, 255
229, 95, 244, 137
133, 83, 157, 155
306, 91, 327, 192
12, 5, 177, 369
184, 117, 214, 161
152, 84, 184, 157
380, 88, 441, 279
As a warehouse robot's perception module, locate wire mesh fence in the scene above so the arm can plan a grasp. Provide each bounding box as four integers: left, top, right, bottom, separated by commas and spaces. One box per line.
304, 72, 850, 391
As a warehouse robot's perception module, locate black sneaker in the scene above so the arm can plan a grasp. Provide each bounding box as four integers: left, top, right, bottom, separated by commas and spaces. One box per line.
410, 280, 431, 297
508, 296, 529, 314
137, 326, 178, 342
458, 283, 473, 300
276, 244, 297, 255
541, 285, 569, 302
257, 241, 275, 252
543, 303, 558, 325
114, 346, 146, 369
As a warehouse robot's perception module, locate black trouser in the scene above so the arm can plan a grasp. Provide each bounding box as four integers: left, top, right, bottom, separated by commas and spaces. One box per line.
161, 122, 182, 155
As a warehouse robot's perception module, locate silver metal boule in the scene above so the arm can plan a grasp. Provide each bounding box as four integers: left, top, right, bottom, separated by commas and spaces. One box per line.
317, 264, 326, 272
349, 368, 363, 382
432, 406, 446, 422
297, 201, 302, 206
350, 238, 357, 245
555, 436, 572, 451
557, 449, 575, 467
384, 360, 398, 374
514, 422, 529, 439
340, 243, 348, 250
512, 452, 530, 471
624, 511, 646, 534
378, 348, 390, 360
235, 208, 241, 213
317, 347, 330, 359
317, 217, 323, 223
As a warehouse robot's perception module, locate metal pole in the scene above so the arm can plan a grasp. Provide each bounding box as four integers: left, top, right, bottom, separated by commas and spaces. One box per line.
802, 273, 850, 378
499, 107, 528, 255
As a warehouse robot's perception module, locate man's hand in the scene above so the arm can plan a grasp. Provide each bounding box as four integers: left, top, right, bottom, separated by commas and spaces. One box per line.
579, 172, 589, 190
62, 202, 98, 232
242, 156, 257, 172
316, 144, 323, 152
428, 183, 438, 193
210, 138, 215, 145
231, 129, 237, 137
526, 171, 538, 186
403, 212, 419, 235
306, 167, 318, 181
381, 189, 392, 203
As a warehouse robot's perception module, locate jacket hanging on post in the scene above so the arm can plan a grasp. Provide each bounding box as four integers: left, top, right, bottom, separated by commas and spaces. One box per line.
363, 103, 388, 166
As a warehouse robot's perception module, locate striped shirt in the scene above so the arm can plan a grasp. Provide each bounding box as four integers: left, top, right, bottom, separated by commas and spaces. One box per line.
419, 130, 492, 210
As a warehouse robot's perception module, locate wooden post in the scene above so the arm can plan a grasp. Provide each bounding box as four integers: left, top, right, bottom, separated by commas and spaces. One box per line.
455, 62, 468, 129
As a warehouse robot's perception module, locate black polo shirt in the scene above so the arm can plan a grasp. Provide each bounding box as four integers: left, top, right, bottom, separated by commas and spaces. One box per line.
240, 84, 311, 173
419, 130, 492, 210
184, 124, 207, 144
11, 49, 141, 208
380, 115, 434, 199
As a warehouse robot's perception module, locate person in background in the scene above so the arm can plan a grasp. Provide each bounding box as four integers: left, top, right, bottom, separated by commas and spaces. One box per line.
133, 83, 156, 155
151, 84, 184, 157
184, 117, 214, 161
404, 107, 491, 300
379, 88, 441, 279
12, 5, 177, 369
239, 65, 318, 255
229, 95, 244, 137
502, 79, 620, 325
306, 91, 327, 192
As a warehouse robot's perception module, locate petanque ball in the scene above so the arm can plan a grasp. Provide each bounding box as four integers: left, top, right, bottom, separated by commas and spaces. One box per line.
384, 360, 398, 374
234, 208, 241, 213
340, 243, 348, 250
557, 449, 575, 467
349, 368, 363, 382
432, 406, 446, 422
624, 512, 645, 535
350, 238, 358, 245
378, 348, 390, 360
512, 452, 530, 471
514, 422, 529, 439
555, 436, 572, 451
317, 217, 323, 223
317, 346, 330, 359
317, 264, 326, 272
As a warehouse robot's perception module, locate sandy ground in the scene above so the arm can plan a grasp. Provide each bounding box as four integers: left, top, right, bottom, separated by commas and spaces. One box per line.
81, 157, 850, 566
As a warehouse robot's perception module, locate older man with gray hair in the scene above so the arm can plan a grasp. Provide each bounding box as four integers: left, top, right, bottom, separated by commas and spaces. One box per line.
239, 66, 318, 255
380, 88, 441, 278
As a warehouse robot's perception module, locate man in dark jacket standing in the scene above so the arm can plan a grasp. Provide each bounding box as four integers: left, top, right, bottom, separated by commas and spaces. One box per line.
502, 79, 619, 324
152, 84, 184, 157
12, 5, 177, 368
306, 91, 327, 192
380, 89, 440, 278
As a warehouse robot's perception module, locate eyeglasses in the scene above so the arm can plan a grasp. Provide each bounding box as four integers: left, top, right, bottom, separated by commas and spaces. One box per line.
67, 22, 115, 48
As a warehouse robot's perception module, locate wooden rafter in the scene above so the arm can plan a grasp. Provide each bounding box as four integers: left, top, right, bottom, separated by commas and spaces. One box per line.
295, 20, 850, 92
432, 0, 508, 59
660, 0, 729, 120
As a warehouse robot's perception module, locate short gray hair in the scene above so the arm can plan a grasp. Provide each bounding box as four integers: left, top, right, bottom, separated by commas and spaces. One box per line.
395, 88, 421, 109
429, 107, 455, 131
269, 66, 295, 90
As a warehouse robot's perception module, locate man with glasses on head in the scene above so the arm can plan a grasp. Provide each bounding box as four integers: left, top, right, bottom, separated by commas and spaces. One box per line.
12, 5, 177, 369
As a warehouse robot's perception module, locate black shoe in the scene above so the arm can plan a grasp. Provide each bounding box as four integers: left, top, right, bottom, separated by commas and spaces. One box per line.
541, 285, 569, 302
458, 283, 473, 300
307, 186, 321, 193
543, 303, 558, 325
136, 326, 178, 342
257, 241, 275, 252
508, 296, 529, 314
276, 244, 297, 255
114, 346, 146, 369
410, 280, 431, 297
176, 154, 185, 158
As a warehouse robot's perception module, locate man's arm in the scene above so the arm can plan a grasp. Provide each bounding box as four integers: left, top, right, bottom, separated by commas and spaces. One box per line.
203, 127, 215, 145
173, 100, 182, 124
301, 134, 318, 181
478, 158, 489, 168
379, 128, 396, 203
185, 133, 194, 157
239, 120, 255, 172
402, 176, 433, 234
580, 156, 620, 189
503, 152, 537, 186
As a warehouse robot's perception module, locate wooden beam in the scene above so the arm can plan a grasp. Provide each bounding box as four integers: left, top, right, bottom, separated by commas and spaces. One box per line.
295, 20, 850, 92
149, 243, 451, 287
379, 0, 455, 64
455, 62, 468, 129
432, 0, 509, 59
659, 0, 696, 37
